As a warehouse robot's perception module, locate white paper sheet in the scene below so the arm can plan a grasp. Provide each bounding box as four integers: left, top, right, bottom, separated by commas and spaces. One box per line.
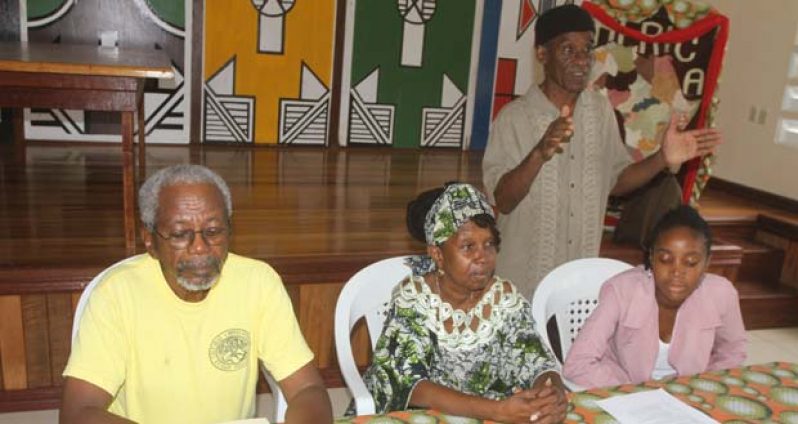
595, 388, 720, 424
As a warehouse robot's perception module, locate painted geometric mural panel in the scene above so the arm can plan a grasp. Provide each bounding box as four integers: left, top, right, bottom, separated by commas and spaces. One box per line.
145, 64, 187, 140
341, 0, 478, 148
397, 0, 437, 67
251, 0, 297, 54
421, 73, 466, 147
24, 0, 190, 143
516, 0, 535, 40
204, 0, 336, 144
203, 57, 255, 142
204, 92, 255, 142
348, 94, 395, 145
27, 0, 76, 28
140, 0, 185, 36
28, 108, 85, 138
347, 68, 395, 145
279, 97, 329, 145
278, 63, 330, 145
493, 58, 519, 119
421, 98, 465, 147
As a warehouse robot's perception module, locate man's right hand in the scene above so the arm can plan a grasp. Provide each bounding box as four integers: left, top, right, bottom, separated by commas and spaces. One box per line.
491, 104, 575, 215
535, 105, 574, 162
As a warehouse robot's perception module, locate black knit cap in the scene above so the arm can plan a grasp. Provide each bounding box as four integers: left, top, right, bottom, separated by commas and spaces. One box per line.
535, 4, 595, 47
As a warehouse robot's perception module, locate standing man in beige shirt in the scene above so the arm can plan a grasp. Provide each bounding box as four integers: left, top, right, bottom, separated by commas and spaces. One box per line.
482, 5, 722, 298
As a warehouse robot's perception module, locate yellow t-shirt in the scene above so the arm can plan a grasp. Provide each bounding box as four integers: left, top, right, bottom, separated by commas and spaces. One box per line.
64, 253, 313, 424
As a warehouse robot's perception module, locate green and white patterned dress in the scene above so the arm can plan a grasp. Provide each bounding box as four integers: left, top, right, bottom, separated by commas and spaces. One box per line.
361, 274, 559, 414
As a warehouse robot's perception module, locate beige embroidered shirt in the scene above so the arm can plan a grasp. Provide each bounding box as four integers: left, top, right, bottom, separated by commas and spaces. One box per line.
482, 85, 631, 298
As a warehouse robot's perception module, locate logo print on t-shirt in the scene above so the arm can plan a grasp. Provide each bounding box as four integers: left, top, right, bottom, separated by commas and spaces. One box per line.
209, 328, 250, 371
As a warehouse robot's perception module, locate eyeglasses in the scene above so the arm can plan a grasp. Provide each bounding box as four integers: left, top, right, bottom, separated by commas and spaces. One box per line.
154, 227, 230, 249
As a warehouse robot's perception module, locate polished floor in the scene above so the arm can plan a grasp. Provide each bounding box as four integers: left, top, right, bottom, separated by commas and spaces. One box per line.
2, 141, 794, 270
0, 142, 483, 268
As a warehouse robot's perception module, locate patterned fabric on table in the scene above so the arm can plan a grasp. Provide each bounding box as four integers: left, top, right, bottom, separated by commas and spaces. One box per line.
336, 410, 495, 423
355, 274, 558, 414
337, 362, 798, 423
569, 362, 798, 423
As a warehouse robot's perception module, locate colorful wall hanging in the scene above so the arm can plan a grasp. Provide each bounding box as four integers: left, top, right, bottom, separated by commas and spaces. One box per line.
338, 0, 482, 148
583, 0, 728, 203
24, 0, 191, 144
203, 0, 336, 145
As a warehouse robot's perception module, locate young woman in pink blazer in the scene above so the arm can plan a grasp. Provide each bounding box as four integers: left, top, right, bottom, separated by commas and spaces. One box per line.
563, 205, 747, 388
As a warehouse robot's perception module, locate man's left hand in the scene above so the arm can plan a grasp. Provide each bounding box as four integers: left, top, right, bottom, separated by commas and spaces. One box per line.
661, 113, 723, 169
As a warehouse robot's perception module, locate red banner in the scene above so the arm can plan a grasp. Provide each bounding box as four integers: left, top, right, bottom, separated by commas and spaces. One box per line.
583, 1, 729, 203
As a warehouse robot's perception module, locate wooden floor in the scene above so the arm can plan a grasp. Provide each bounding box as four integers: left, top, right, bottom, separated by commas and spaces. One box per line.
2, 141, 794, 268
0, 142, 487, 268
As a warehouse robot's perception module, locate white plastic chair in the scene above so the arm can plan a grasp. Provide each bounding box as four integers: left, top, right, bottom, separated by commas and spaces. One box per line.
531, 258, 633, 371
72, 254, 287, 423
259, 365, 288, 423
334, 256, 412, 416
71, 255, 141, 343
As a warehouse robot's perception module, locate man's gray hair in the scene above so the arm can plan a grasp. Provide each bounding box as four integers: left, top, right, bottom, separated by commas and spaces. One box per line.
138, 164, 233, 232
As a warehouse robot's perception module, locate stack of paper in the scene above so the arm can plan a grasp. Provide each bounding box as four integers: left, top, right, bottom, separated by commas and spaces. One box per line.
595, 388, 720, 424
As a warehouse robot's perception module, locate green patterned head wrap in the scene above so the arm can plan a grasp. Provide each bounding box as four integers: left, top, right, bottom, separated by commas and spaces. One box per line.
424, 183, 495, 246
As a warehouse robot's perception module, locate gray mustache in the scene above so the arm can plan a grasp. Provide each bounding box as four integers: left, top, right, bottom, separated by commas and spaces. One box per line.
177, 257, 221, 273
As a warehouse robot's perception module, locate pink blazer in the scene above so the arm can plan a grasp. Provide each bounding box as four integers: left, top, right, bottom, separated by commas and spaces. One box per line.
563, 266, 747, 389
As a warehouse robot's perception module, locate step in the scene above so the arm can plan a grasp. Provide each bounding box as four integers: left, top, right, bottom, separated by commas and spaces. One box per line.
736, 279, 798, 329
706, 215, 758, 241
717, 235, 785, 284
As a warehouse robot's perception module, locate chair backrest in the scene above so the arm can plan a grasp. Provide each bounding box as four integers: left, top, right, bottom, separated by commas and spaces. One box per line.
334, 256, 412, 416
72, 254, 287, 423
72, 255, 140, 343
531, 258, 633, 365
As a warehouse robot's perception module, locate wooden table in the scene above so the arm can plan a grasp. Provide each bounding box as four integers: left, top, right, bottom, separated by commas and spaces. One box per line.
336, 362, 798, 423
0, 42, 174, 255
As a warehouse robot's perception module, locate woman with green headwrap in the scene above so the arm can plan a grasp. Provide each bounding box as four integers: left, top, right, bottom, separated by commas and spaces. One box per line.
358, 183, 567, 424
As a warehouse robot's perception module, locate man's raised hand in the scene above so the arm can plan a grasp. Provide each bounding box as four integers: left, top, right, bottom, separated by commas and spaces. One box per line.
536, 105, 574, 162
661, 112, 723, 169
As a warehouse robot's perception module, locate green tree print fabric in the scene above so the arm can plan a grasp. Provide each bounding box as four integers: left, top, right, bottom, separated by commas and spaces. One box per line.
360, 275, 559, 414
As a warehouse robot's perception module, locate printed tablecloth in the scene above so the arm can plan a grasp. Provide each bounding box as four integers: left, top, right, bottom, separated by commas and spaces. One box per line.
335, 362, 798, 423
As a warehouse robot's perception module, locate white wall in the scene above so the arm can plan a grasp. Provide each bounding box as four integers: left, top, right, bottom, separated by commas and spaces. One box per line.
706, 0, 798, 200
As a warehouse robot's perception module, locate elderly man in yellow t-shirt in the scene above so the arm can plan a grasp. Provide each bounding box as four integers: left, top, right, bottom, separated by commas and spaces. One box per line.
60, 164, 332, 424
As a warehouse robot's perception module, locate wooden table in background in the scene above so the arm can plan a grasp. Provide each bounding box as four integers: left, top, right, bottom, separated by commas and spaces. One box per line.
336, 362, 798, 423
0, 42, 173, 255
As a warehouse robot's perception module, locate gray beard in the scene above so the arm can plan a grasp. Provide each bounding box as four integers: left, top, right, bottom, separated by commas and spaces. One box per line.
176, 275, 219, 292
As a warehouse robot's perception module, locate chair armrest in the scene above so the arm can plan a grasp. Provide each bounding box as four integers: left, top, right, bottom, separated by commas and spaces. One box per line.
346, 366, 375, 416
260, 363, 288, 422
335, 324, 376, 415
